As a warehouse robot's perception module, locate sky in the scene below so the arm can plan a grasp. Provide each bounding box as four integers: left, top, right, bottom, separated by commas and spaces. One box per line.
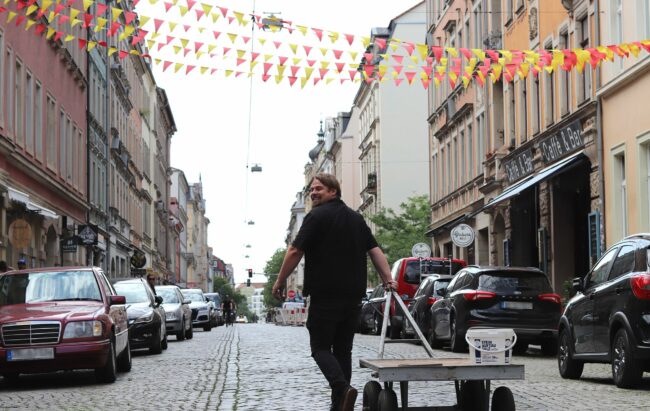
138, 0, 422, 284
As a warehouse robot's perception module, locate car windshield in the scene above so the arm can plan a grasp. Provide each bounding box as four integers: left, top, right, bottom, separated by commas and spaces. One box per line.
206, 294, 221, 305
157, 288, 179, 304
478, 272, 552, 294
433, 280, 451, 297
404, 260, 464, 283
182, 292, 204, 302
0, 270, 101, 305
114, 282, 149, 303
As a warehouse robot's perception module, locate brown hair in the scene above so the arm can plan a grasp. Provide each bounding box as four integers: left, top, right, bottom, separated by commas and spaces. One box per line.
311, 173, 341, 198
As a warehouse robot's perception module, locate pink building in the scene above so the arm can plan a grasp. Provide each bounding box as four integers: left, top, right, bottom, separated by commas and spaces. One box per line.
0, 3, 87, 268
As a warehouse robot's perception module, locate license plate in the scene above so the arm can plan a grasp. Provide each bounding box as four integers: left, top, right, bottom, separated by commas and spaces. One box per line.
7, 348, 54, 361
501, 301, 533, 310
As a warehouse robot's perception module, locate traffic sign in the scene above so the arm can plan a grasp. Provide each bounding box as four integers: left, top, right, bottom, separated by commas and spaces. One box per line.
287, 290, 296, 299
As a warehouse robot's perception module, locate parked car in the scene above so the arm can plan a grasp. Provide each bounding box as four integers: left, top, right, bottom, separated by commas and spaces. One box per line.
387, 257, 466, 339
0, 267, 131, 383
113, 279, 167, 354
358, 284, 386, 335
430, 266, 561, 354
155, 285, 193, 340
204, 292, 223, 326
558, 233, 650, 388
401, 275, 453, 340
181, 288, 213, 331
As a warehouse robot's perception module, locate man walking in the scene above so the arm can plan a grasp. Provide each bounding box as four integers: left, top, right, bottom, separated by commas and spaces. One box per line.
272, 173, 396, 411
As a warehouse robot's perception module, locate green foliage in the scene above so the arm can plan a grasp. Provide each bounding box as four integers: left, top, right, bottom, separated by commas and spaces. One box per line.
262, 247, 287, 309
368, 195, 431, 279
212, 276, 252, 319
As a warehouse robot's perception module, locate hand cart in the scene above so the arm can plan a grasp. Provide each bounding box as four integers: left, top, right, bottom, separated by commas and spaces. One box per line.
359, 290, 524, 411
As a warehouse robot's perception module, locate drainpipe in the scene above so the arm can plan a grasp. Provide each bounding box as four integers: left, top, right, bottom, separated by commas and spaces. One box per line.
104, 0, 111, 275
594, 0, 605, 252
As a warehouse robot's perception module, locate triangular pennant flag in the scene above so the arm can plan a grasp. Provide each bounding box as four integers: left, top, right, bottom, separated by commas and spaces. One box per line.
344, 33, 355, 46
186, 65, 196, 75
174, 63, 183, 73
163, 61, 173, 71
303, 45, 312, 56
277, 65, 286, 77
312, 28, 323, 41
290, 65, 300, 77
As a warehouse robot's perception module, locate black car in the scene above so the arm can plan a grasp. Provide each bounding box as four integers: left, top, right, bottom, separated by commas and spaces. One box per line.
358, 284, 386, 335
401, 275, 453, 340
430, 266, 561, 354
113, 279, 168, 354
558, 233, 650, 388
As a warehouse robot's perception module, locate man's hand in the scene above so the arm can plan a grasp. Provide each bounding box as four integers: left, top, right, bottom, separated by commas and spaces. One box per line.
383, 279, 398, 291
272, 281, 285, 300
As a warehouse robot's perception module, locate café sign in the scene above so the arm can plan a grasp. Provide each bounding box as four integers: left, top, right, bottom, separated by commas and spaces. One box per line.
503, 149, 534, 183
451, 224, 475, 248
539, 120, 583, 164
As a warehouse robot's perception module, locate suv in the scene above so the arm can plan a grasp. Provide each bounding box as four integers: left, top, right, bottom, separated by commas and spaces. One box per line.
0, 267, 131, 383
204, 293, 223, 326
181, 289, 213, 331
558, 234, 650, 388
430, 266, 561, 353
387, 257, 466, 339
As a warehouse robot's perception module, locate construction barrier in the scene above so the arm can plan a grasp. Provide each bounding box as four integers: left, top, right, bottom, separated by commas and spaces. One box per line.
273, 303, 308, 326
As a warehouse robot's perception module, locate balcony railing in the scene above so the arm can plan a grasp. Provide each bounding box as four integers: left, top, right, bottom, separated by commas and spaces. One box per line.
366, 172, 377, 194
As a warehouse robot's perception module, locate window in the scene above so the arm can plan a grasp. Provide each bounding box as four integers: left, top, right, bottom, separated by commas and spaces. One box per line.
460, 129, 465, 184
586, 247, 618, 287
468, 122, 473, 177
577, 15, 591, 103
25, 71, 33, 153
477, 113, 484, 168
518, 78, 527, 143
613, 152, 628, 238
507, 82, 515, 145
72, 123, 77, 187
532, 75, 540, 134
612, 0, 623, 71
473, 2, 483, 48
59, 110, 66, 177
15, 59, 23, 146
446, 143, 451, 193
6, 48, 13, 134
559, 30, 570, 116
453, 135, 458, 189
78, 128, 83, 191
544, 43, 555, 126
608, 245, 636, 281
34, 82, 42, 160
432, 153, 438, 201
46, 95, 56, 169
0, 30, 4, 128
640, 0, 650, 39
506, 0, 514, 24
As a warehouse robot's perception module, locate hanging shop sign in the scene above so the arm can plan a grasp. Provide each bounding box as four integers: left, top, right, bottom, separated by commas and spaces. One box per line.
503, 149, 534, 183
131, 250, 147, 268
539, 120, 583, 164
411, 243, 432, 258
8, 219, 32, 249
451, 224, 475, 248
61, 237, 78, 253
77, 224, 99, 245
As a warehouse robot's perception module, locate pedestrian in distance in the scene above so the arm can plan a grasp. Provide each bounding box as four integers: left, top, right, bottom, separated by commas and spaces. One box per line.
272, 173, 397, 411
146, 274, 157, 295
17, 258, 27, 270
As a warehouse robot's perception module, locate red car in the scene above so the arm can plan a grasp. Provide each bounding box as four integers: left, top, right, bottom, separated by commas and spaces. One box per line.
386, 257, 466, 339
0, 267, 131, 383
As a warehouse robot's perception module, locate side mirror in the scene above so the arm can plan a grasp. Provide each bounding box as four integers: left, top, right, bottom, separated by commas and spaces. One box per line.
182, 299, 191, 305
110, 295, 126, 305
572, 277, 584, 293
155, 295, 163, 306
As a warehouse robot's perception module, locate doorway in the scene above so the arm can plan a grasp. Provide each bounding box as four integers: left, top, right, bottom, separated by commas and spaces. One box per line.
510, 187, 538, 267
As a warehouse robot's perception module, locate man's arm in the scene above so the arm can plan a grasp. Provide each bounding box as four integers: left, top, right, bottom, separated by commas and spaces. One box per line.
368, 247, 397, 290
272, 245, 305, 298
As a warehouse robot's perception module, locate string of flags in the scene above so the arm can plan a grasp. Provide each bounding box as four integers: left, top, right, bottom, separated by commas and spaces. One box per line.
5, 0, 650, 88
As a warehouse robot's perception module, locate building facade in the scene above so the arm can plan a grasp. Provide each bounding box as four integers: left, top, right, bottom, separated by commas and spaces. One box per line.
186, 179, 209, 291
170, 168, 189, 286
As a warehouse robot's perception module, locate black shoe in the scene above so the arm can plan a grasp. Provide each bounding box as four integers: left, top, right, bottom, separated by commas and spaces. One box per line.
340, 386, 358, 411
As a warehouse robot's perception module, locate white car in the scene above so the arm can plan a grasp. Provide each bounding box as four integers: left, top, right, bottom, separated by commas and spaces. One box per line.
180, 289, 213, 332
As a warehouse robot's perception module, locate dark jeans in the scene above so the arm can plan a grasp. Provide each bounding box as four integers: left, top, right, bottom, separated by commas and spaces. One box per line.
306, 298, 361, 406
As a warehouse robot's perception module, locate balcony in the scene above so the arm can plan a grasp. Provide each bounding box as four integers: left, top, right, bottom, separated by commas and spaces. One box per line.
366, 172, 377, 194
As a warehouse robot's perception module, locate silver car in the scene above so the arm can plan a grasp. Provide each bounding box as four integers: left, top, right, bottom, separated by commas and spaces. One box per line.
180, 289, 213, 332
155, 285, 193, 340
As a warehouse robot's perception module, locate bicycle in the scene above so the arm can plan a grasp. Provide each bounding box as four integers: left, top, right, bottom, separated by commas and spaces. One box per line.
225, 311, 236, 327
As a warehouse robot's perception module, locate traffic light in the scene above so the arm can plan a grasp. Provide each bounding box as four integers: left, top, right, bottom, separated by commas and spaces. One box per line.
248, 268, 253, 278
246, 278, 251, 287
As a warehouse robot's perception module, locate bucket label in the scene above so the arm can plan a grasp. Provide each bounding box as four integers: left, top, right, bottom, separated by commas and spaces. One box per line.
481, 339, 497, 351
474, 339, 482, 364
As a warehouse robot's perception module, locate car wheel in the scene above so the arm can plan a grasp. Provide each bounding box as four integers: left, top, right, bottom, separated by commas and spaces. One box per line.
558, 328, 584, 379
203, 324, 212, 332
450, 316, 467, 353
161, 331, 168, 350
149, 329, 163, 354
177, 319, 186, 341
612, 328, 643, 388
95, 340, 117, 383
116, 339, 132, 372
541, 339, 558, 356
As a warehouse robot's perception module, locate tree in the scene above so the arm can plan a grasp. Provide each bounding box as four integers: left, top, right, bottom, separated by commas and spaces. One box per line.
262, 247, 286, 309
367, 195, 431, 283
213, 276, 253, 320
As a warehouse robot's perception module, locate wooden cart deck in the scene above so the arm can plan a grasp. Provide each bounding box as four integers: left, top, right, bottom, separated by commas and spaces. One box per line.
360, 357, 524, 382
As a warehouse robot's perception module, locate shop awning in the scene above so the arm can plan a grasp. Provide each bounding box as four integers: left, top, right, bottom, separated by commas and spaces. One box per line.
6, 186, 59, 220
478, 151, 586, 213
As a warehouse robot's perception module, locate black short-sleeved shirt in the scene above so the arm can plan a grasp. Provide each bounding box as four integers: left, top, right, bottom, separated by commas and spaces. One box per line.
292, 198, 378, 301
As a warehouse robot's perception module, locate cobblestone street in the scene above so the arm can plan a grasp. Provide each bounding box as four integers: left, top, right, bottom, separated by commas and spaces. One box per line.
1, 323, 650, 410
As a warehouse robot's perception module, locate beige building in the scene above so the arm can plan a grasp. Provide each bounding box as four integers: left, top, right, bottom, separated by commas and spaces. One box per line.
427, 0, 600, 293
185, 179, 210, 291
599, 0, 650, 246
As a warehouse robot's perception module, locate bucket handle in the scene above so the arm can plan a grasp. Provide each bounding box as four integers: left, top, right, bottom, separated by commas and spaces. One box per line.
465, 331, 517, 353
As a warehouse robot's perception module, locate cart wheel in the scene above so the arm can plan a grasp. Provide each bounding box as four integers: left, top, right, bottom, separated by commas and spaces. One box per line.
377, 389, 398, 411
459, 380, 488, 411
491, 386, 515, 411
362, 381, 382, 411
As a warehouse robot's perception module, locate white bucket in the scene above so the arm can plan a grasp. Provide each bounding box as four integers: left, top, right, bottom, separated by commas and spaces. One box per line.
465, 328, 516, 365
